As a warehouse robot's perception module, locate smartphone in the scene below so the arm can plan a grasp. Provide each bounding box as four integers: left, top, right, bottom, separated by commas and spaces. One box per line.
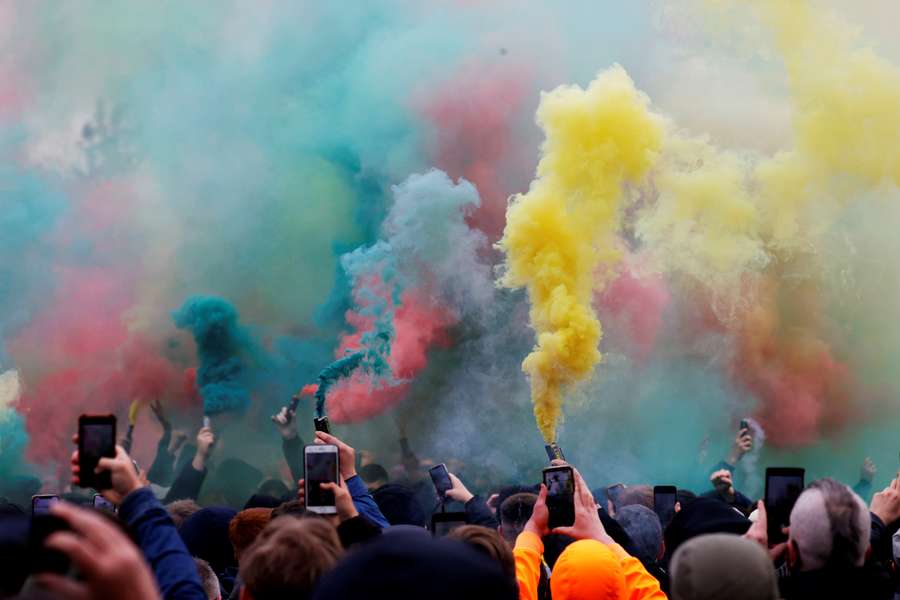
93, 494, 116, 512
28, 514, 70, 575
314, 416, 331, 434
78, 414, 116, 490
31, 494, 60, 516
543, 465, 575, 529
765, 467, 805, 544
429, 463, 453, 498
431, 512, 467, 537
653, 485, 677, 527
739, 419, 749, 431
304, 444, 339, 514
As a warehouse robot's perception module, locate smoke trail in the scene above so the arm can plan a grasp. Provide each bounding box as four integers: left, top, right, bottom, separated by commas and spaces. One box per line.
173, 296, 252, 417
323, 169, 491, 422
0, 369, 27, 478
498, 66, 664, 442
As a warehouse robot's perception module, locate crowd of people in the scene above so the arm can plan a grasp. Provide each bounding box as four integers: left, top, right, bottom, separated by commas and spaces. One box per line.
1, 403, 900, 600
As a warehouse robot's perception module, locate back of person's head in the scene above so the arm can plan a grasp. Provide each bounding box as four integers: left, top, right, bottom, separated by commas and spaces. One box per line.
180, 506, 239, 575
498, 492, 537, 543
166, 498, 201, 528
240, 516, 343, 600
677, 489, 697, 508
616, 485, 653, 511
615, 504, 663, 561
372, 483, 427, 527
243, 494, 282, 510
209, 458, 264, 508
256, 478, 290, 500
789, 478, 870, 571
550, 539, 626, 600
271, 499, 306, 520
670, 533, 777, 600
447, 525, 515, 578
664, 497, 750, 557
359, 463, 389, 489
229, 507, 273, 562
195, 557, 222, 600
311, 529, 517, 600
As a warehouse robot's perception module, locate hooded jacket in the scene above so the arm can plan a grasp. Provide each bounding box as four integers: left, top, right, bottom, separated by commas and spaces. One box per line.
514, 531, 665, 600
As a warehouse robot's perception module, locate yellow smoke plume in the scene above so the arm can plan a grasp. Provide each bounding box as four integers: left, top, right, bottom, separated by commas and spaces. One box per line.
498, 66, 663, 441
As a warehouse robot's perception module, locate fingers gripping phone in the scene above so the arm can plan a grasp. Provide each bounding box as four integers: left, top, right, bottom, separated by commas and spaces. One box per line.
653, 485, 677, 527
78, 414, 116, 490
543, 466, 575, 529
429, 463, 453, 499
304, 444, 339, 514
765, 467, 805, 544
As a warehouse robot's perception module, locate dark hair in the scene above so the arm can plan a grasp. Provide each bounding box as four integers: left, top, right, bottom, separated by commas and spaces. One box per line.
271, 499, 307, 520
240, 517, 343, 600
359, 463, 389, 485
498, 493, 536, 543
257, 478, 291, 500
448, 525, 515, 578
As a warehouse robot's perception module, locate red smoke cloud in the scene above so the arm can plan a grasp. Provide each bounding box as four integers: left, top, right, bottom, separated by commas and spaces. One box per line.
326, 289, 454, 423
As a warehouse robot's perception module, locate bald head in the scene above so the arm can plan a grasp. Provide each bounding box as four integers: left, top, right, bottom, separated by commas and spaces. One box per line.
789, 478, 869, 571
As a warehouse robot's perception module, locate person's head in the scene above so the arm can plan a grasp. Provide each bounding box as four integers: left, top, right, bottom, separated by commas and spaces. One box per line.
670, 534, 778, 600
614, 504, 664, 561
788, 478, 870, 572
664, 497, 751, 557
447, 525, 515, 578
372, 483, 427, 527
359, 463, 389, 491
498, 493, 537, 544
615, 485, 653, 512
166, 498, 201, 529
180, 507, 239, 575
550, 539, 625, 600
239, 517, 343, 600
229, 508, 273, 562
271, 499, 306, 520
194, 558, 222, 600
256, 478, 290, 500
311, 529, 517, 600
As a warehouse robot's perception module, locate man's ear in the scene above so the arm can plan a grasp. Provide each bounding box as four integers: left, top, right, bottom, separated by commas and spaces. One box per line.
787, 539, 800, 570
657, 540, 666, 562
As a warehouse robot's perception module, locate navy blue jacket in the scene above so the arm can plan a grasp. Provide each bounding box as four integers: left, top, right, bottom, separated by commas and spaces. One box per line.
119, 487, 207, 600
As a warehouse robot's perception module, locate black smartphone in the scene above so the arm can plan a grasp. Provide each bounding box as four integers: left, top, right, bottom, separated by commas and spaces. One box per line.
739, 419, 749, 431
314, 416, 331, 434
31, 494, 60, 516
429, 463, 453, 498
543, 465, 575, 529
431, 511, 467, 537
28, 514, 70, 575
304, 444, 339, 514
78, 414, 116, 490
765, 467, 805, 544
653, 485, 677, 527
92, 494, 116, 512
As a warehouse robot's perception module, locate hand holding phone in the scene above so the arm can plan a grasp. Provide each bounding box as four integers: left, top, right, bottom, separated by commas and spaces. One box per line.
78, 415, 116, 490
304, 444, 340, 514
31, 494, 60, 516
429, 464, 453, 500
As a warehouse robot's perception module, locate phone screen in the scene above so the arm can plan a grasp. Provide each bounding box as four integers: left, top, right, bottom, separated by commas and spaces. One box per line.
93, 495, 116, 512
79, 416, 116, 489
765, 468, 805, 544
543, 466, 575, 529
429, 464, 453, 497
653, 486, 677, 527
305, 447, 339, 509
31, 495, 59, 516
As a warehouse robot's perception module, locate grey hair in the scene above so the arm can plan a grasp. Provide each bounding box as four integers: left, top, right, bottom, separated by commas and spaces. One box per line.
789, 478, 869, 571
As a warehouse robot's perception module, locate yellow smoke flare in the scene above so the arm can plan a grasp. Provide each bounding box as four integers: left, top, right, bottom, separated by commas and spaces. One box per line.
498, 66, 663, 441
